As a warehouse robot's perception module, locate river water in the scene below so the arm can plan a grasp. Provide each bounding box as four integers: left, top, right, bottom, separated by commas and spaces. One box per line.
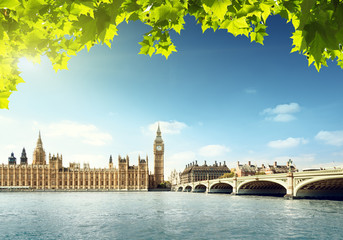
0, 192, 342, 239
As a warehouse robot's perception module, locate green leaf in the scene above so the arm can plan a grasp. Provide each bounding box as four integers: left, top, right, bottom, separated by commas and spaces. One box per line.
203, 0, 232, 20
0, 0, 20, 10
338, 61, 343, 69
251, 24, 268, 45
139, 44, 155, 56
139, 36, 156, 57
23, 0, 48, 17
0, 91, 11, 109
70, 2, 95, 18
260, 3, 271, 22
52, 53, 71, 72
236, 4, 259, 18
101, 24, 118, 48
155, 43, 177, 59
310, 32, 325, 71
300, 0, 315, 15
1, 0, 343, 109
152, 4, 179, 22
220, 17, 250, 37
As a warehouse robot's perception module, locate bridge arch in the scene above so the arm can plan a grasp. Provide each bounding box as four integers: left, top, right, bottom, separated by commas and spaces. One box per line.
237, 179, 287, 196
294, 175, 343, 199
177, 186, 183, 192
209, 182, 233, 194
193, 184, 207, 193
184, 185, 192, 192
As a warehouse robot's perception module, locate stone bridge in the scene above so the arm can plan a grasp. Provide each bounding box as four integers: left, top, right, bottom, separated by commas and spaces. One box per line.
175, 169, 343, 199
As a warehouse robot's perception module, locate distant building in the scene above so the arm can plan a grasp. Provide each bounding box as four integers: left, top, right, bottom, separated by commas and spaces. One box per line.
8, 153, 16, 165
180, 160, 230, 184
265, 161, 296, 175
0, 126, 165, 191
236, 161, 262, 177
236, 161, 296, 177
169, 169, 181, 191
20, 148, 28, 165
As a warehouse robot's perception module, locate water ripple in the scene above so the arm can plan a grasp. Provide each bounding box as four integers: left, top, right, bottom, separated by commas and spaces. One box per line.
0, 192, 342, 239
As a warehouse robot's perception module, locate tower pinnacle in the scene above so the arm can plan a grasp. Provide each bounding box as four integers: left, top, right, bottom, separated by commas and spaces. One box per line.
157, 123, 161, 136
33, 131, 46, 165
155, 123, 163, 143
37, 131, 43, 148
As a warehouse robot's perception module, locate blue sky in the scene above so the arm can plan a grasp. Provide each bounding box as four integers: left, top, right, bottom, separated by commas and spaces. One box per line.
1, 15, 343, 176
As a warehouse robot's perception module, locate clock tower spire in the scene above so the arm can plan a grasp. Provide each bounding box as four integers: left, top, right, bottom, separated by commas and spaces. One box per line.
153, 123, 164, 187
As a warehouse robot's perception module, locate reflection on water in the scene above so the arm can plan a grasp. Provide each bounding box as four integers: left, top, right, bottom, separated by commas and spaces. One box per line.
0, 192, 342, 239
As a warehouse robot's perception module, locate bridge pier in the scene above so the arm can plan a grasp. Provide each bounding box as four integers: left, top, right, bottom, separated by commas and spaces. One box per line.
232, 177, 237, 195
284, 172, 294, 199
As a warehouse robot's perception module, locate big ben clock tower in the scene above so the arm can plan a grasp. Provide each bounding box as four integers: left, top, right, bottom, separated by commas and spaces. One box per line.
154, 123, 164, 187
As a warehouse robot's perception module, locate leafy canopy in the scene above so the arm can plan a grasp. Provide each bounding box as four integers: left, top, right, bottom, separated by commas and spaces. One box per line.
1, 0, 343, 109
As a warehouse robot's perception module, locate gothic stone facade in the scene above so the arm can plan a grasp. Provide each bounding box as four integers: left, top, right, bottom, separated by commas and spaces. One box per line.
0, 127, 164, 191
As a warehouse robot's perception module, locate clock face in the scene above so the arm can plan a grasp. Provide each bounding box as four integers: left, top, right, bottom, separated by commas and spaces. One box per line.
156, 145, 162, 151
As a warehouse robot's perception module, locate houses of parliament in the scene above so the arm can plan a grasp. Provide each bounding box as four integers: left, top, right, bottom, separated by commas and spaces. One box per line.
0, 126, 165, 191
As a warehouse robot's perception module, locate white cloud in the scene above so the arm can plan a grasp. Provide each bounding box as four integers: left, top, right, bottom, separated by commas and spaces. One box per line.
0, 115, 14, 124
198, 144, 230, 157
244, 88, 257, 94
268, 137, 308, 148
145, 120, 187, 135
261, 102, 300, 122
315, 130, 343, 146
263, 102, 300, 115
43, 120, 112, 146
166, 151, 196, 170
128, 151, 147, 159
272, 114, 295, 122
5, 144, 17, 150
168, 151, 196, 166
164, 151, 197, 175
